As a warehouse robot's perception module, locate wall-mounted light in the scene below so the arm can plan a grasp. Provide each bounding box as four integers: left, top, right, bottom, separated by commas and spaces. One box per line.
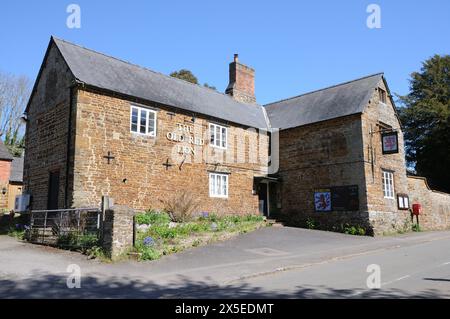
20, 113, 28, 124
2, 188, 7, 195
122, 178, 127, 184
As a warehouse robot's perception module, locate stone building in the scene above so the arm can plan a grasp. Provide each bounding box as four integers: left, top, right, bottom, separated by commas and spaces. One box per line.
23, 37, 450, 235
266, 75, 406, 234
24, 37, 269, 215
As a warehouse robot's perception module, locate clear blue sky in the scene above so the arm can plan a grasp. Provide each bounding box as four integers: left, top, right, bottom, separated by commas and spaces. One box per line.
1, 0, 449, 105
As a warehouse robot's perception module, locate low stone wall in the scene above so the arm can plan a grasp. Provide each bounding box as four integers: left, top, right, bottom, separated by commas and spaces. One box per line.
407, 176, 450, 231
368, 211, 412, 235
102, 205, 135, 259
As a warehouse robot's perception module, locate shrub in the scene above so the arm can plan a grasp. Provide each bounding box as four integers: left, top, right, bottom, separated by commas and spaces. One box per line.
161, 191, 200, 223
208, 213, 219, 222
135, 210, 170, 225
139, 246, 161, 261
152, 225, 178, 239
57, 232, 98, 250
77, 233, 99, 248
85, 246, 108, 260
306, 218, 316, 230
244, 215, 264, 222
343, 224, 366, 236
7, 227, 25, 239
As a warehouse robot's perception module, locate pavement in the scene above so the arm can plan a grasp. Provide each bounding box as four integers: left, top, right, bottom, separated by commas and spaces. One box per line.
1, 227, 449, 298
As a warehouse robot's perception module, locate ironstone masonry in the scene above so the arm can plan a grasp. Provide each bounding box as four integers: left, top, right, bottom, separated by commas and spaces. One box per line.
23, 37, 450, 235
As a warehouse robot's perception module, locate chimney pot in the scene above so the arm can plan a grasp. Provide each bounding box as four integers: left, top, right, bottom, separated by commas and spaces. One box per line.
234, 54, 239, 63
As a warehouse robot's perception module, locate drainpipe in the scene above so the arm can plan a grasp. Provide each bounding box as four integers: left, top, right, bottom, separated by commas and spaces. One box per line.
64, 84, 77, 208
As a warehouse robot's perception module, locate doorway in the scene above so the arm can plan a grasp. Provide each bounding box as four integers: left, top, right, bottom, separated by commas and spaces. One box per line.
47, 170, 60, 210
258, 182, 269, 217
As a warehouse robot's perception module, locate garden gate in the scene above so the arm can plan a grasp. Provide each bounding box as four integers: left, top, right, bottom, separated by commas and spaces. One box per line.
28, 208, 102, 248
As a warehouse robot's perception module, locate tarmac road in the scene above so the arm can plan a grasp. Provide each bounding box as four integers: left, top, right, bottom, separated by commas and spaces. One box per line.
1, 227, 449, 298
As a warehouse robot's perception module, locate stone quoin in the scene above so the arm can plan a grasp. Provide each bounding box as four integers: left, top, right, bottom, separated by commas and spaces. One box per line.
23, 37, 450, 235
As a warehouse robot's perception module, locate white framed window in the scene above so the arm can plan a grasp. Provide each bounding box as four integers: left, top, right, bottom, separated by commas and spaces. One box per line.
130, 105, 157, 136
209, 173, 228, 198
382, 170, 395, 199
209, 123, 227, 149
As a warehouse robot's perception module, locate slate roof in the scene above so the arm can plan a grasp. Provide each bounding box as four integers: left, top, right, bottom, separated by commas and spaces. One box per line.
265, 73, 384, 130
10, 157, 24, 183
52, 37, 269, 129
0, 141, 13, 161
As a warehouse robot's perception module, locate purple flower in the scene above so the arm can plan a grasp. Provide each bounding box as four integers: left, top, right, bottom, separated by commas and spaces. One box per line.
201, 212, 209, 218
143, 236, 155, 247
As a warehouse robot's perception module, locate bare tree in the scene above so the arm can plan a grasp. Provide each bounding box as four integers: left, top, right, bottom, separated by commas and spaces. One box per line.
0, 70, 31, 156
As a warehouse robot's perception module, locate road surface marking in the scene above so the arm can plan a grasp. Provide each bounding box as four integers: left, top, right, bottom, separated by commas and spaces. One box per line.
381, 275, 410, 287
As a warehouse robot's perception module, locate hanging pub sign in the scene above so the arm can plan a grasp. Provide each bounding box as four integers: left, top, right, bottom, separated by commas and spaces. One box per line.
381, 131, 399, 154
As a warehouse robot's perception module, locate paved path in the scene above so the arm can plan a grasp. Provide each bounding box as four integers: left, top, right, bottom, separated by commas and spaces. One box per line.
1, 227, 449, 298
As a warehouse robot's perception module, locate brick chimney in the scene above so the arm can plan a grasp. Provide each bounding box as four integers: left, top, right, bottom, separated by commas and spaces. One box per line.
225, 54, 256, 104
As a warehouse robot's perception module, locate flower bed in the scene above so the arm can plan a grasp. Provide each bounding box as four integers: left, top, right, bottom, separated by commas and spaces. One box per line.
134, 211, 267, 261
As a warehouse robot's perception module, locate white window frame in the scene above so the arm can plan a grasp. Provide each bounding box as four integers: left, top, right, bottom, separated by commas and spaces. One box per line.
130, 105, 157, 137
382, 170, 395, 199
209, 173, 228, 198
209, 123, 227, 149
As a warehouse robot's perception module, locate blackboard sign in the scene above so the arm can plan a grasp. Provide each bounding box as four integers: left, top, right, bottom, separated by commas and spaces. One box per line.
331, 185, 359, 211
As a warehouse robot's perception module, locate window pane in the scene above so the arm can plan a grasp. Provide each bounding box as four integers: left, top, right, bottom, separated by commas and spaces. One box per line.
140, 109, 147, 133
148, 111, 155, 135
131, 108, 138, 132
216, 175, 221, 195
210, 125, 215, 144
221, 128, 226, 148
216, 126, 221, 147
149, 122, 155, 134
382, 171, 394, 198
210, 175, 215, 195
222, 175, 227, 195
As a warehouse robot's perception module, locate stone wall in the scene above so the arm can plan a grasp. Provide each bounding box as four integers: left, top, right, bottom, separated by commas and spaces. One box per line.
361, 79, 410, 235
102, 205, 135, 259
23, 41, 76, 210
72, 87, 268, 216
407, 176, 450, 230
276, 114, 370, 231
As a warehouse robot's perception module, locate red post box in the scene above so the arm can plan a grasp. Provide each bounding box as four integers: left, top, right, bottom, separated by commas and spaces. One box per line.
412, 203, 422, 216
